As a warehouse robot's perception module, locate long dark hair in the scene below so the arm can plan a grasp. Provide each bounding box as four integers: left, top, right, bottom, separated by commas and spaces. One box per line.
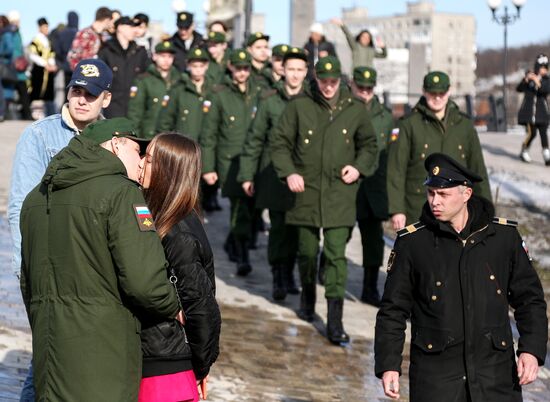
144, 133, 201, 238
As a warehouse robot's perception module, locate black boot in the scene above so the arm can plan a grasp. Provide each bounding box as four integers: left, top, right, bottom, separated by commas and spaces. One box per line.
297, 282, 316, 322
326, 298, 350, 345
361, 266, 381, 307
272, 264, 287, 301
285, 261, 300, 295
235, 239, 252, 276
223, 233, 237, 262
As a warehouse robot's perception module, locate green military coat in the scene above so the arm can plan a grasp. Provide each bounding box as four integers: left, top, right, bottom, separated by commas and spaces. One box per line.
206, 53, 229, 84
200, 77, 261, 197
356, 95, 393, 220
238, 82, 297, 211
127, 64, 182, 138
270, 85, 379, 228
157, 75, 214, 140
387, 98, 492, 225
20, 136, 179, 401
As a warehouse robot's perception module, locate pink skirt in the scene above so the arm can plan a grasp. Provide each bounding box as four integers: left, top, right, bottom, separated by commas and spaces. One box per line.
138, 370, 199, 402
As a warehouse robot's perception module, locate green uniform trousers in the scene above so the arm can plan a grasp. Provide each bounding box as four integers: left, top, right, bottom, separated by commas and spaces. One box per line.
358, 217, 385, 268
296, 226, 351, 299
229, 196, 255, 241
268, 210, 297, 266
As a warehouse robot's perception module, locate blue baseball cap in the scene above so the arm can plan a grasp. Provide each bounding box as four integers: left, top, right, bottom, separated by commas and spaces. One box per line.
67, 59, 113, 97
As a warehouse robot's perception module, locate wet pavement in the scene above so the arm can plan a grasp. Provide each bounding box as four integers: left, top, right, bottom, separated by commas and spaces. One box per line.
0, 121, 549, 401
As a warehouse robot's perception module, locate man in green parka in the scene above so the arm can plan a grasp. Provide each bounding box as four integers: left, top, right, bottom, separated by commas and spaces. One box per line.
205, 31, 229, 84
238, 47, 308, 301
387, 71, 492, 230
352, 66, 393, 306
246, 32, 271, 89
271, 56, 378, 345
127, 40, 182, 138
200, 49, 261, 276
20, 118, 181, 402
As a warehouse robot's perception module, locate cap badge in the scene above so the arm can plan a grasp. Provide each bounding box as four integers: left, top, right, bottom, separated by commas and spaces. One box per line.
364, 70, 370, 78
195, 49, 202, 56
291, 47, 298, 53
433, 75, 440, 83
239, 51, 246, 59
255, 32, 262, 38
209, 31, 215, 38
163, 41, 170, 48
281, 45, 288, 52
80, 64, 100, 78
433, 166, 440, 175
325, 62, 332, 71
180, 14, 187, 20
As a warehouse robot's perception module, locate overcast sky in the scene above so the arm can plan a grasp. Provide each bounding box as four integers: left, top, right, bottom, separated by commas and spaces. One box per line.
2, 0, 548, 50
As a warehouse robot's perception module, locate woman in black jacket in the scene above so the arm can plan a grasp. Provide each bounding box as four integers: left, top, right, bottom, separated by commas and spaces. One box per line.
517, 53, 550, 165
138, 133, 221, 402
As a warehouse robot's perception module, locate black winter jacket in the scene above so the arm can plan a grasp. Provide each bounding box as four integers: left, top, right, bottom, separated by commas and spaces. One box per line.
375, 196, 547, 402
98, 38, 150, 118
516, 75, 550, 125
170, 31, 204, 72
140, 211, 221, 380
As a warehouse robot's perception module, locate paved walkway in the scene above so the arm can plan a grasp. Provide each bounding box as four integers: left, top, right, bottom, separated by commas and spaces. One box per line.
0, 121, 549, 401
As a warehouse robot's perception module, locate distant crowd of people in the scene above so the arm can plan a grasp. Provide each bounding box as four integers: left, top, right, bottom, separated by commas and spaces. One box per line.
4, 5, 548, 402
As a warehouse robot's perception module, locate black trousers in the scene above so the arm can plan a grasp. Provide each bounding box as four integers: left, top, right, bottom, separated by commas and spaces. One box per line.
522, 123, 549, 149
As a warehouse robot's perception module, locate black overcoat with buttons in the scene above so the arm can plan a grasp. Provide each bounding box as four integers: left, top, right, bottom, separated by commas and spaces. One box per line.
374, 196, 547, 402
386, 98, 492, 225
98, 38, 150, 118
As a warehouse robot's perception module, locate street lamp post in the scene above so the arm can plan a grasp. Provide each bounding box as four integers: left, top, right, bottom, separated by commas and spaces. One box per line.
487, 0, 526, 132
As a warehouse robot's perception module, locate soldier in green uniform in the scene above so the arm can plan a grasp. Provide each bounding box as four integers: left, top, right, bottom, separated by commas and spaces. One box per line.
271, 56, 379, 345
157, 47, 221, 212
205, 31, 229, 84
387, 71, 492, 231
246, 32, 271, 89
238, 47, 308, 301
200, 49, 261, 275
127, 41, 182, 138
264, 44, 288, 87
351, 66, 393, 306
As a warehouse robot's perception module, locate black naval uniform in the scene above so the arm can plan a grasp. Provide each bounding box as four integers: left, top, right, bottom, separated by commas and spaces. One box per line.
375, 154, 547, 402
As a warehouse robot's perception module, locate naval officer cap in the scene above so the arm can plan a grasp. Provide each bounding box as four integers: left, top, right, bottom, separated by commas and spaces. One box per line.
424, 153, 483, 188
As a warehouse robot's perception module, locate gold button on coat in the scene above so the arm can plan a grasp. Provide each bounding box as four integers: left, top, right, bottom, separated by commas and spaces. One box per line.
497, 289, 502, 295
501, 341, 506, 346
490, 275, 495, 280
431, 295, 437, 301
436, 281, 442, 287
427, 344, 433, 350
230, 116, 235, 121
304, 138, 310, 144
153, 98, 158, 103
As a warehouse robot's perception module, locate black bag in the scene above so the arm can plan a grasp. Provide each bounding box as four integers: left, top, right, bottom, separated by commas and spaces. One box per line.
0, 63, 17, 83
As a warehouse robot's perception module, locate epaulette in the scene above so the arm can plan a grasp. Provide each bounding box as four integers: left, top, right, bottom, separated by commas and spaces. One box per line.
492, 217, 518, 227
397, 222, 426, 238
261, 88, 277, 100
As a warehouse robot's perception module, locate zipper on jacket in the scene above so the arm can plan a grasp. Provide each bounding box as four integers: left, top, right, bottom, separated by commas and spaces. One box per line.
460, 224, 488, 247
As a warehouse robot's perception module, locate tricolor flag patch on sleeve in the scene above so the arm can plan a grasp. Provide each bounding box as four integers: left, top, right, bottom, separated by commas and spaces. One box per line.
133, 204, 156, 231
390, 128, 400, 142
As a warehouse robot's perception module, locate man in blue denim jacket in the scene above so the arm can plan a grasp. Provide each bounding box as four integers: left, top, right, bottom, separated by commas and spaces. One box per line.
7, 58, 112, 402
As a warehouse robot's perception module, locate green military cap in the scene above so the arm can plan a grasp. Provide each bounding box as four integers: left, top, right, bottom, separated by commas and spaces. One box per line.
246, 32, 270, 47
81, 117, 149, 147
315, 56, 341, 79
154, 40, 175, 54
206, 31, 226, 44
272, 44, 290, 58
229, 48, 252, 66
423, 71, 450, 93
187, 47, 209, 62
353, 66, 377, 87
283, 47, 308, 64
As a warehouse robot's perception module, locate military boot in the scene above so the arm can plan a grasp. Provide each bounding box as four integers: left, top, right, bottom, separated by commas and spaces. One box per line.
272, 264, 287, 301
543, 148, 550, 166
223, 233, 238, 262
361, 266, 381, 307
297, 282, 316, 322
285, 261, 300, 295
235, 239, 252, 276
326, 298, 350, 345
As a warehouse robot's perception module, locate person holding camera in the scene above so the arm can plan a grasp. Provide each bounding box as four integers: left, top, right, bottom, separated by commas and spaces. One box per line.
517, 54, 550, 165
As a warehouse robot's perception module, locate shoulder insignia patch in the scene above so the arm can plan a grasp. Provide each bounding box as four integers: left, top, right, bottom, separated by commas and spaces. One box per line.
390, 128, 399, 142
492, 217, 518, 227
397, 222, 425, 237
133, 204, 156, 232
387, 250, 396, 272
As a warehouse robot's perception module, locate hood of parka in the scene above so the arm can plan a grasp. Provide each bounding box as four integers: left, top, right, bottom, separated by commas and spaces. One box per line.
42, 135, 128, 192
414, 96, 464, 125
